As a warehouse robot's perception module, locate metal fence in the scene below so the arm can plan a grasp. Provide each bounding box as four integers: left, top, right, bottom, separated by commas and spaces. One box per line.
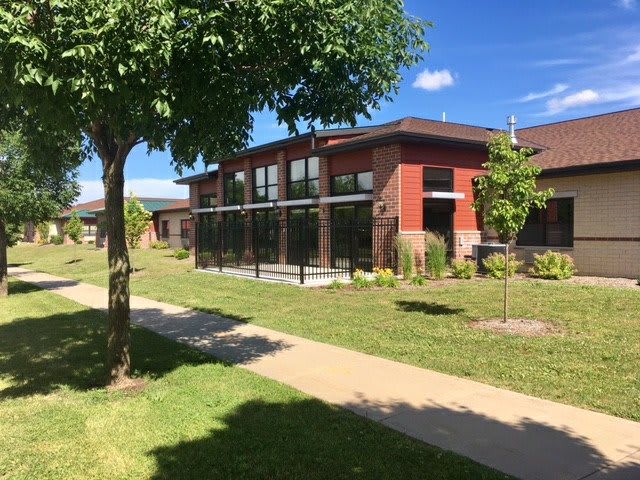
196, 217, 398, 284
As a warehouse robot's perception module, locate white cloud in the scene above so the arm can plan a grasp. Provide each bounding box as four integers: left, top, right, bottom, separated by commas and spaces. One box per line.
625, 46, 640, 63
530, 59, 583, 68
412, 69, 456, 91
617, 0, 636, 9
78, 178, 188, 204
545, 89, 601, 114
519, 83, 569, 102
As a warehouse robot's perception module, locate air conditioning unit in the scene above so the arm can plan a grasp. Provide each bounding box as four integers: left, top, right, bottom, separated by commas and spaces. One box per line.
472, 243, 507, 272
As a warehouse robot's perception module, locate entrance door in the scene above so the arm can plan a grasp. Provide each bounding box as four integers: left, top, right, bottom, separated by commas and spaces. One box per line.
332, 204, 373, 271
423, 200, 454, 256
288, 207, 319, 266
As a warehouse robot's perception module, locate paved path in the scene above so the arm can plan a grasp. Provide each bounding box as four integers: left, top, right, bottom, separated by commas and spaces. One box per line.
9, 267, 640, 480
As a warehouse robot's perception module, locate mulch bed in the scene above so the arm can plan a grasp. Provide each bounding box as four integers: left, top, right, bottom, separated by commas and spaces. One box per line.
470, 318, 562, 337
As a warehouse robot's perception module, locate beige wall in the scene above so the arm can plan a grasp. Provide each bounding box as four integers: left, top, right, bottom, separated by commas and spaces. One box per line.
157, 210, 190, 249
513, 170, 640, 278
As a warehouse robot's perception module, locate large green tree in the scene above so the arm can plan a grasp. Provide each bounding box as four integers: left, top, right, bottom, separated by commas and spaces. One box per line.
0, 0, 428, 385
0, 128, 80, 296
472, 133, 553, 322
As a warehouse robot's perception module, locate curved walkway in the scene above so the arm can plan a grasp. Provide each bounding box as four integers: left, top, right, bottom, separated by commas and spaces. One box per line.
9, 267, 640, 480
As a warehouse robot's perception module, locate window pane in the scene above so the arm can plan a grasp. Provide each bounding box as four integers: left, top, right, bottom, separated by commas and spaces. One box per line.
267, 164, 278, 184
332, 175, 356, 194
254, 167, 266, 187
357, 206, 373, 221
289, 159, 306, 182
423, 168, 453, 192
357, 171, 373, 192
333, 206, 355, 222
235, 171, 244, 183
254, 186, 267, 202
267, 185, 278, 201
307, 179, 319, 197
308, 157, 319, 179
288, 181, 306, 199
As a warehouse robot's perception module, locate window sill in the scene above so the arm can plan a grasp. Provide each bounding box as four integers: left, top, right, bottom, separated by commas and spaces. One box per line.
320, 193, 374, 204
277, 198, 320, 207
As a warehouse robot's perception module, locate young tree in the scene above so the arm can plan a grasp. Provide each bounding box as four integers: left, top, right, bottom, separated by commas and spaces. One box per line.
124, 194, 152, 249
0, 0, 429, 385
0, 129, 80, 296
36, 221, 50, 243
64, 210, 84, 262
472, 133, 553, 322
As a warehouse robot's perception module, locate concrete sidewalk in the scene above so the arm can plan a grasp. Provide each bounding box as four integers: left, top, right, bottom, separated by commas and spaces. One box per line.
8, 267, 640, 480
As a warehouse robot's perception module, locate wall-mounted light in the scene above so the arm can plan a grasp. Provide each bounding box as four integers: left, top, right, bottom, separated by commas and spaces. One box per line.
376, 201, 386, 213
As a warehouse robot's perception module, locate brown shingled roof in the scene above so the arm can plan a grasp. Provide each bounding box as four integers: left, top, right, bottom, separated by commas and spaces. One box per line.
315, 117, 541, 153
519, 108, 640, 171
155, 199, 190, 212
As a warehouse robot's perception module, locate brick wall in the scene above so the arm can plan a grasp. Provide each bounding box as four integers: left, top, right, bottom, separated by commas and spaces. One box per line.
276, 149, 288, 262
372, 144, 401, 220
512, 170, 640, 278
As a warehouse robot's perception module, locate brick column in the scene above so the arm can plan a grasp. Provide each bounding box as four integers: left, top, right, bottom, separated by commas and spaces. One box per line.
318, 156, 331, 268
372, 144, 401, 271
188, 182, 200, 256
276, 150, 288, 264
243, 157, 253, 261
215, 165, 224, 222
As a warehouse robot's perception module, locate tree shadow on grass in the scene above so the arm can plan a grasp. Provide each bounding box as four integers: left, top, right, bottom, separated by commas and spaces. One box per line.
396, 300, 465, 316
148, 398, 510, 480
0, 284, 291, 399
147, 396, 640, 479
7, 262, 32, 267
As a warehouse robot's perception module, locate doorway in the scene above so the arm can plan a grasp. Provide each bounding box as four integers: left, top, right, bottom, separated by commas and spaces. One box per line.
423, 200, 454, 256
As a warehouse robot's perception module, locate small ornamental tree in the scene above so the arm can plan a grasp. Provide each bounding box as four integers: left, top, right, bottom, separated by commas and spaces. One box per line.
64, 210, 84, 262
0, 128, 80, 296
36, 221, 50, 243
0, 0, 429, 386
472, 133, 554, 322
124, 194, 152, 249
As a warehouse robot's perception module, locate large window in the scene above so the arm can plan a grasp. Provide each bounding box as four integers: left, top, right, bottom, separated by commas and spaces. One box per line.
199, 193, 216, 208
331, 171, 373, 196
287, 157, 319, 199
423, 167, 453, 192
517, 198, 574, 247
253, 164, 278, 202
224, 171, 245, 206
161, 220, 169, 239
82, 225, 95, 237
180, 219, 190, 239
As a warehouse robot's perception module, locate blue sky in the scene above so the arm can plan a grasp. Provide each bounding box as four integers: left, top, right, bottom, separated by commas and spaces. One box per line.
77, 0, 640, 202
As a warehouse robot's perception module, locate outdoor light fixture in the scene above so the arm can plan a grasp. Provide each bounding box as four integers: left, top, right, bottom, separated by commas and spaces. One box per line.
376, 201, 386, 213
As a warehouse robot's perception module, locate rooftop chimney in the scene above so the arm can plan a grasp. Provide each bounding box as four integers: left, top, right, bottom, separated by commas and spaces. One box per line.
507, 115, 518, 144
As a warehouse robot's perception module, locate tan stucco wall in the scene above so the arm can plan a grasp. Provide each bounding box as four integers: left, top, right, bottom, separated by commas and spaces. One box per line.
157, 210, 190, 249
514, 170, 640, 278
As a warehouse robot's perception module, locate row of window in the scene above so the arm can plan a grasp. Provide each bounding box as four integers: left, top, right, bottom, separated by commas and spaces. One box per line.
161, 220, 191, 239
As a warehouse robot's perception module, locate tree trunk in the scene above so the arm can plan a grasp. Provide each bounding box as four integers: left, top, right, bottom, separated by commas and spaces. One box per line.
503, 242, 509, 323
0, 220, 8, 297
92, 124, 137, 386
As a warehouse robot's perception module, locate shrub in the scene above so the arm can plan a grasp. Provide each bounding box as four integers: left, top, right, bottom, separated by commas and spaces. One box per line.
36, 222, 50, 244
87, 240, 95, 245
174, 248, 190, 260
395, 235, 414, 280
451, 259, 477, 279
327, 279, 346, 290
529, 250, 576, 280
425, 231, 447, 280
410, 275, 428, 286
50, 234, 63, 245
482, 252, 523, 279
373, 267, 399, 288
353, 269, 373, 289
151, 241, 170, 249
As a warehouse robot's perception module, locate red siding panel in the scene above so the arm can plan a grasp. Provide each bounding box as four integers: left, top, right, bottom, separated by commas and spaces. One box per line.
400, 163, 423, 231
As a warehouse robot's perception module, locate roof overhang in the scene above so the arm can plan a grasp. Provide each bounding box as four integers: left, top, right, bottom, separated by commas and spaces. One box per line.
538, 159, 640, 178
174, 170, 217, 185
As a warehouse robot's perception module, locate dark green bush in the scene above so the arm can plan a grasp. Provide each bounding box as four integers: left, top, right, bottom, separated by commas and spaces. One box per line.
174, 249, 190, 260
410, 275, 428, 286
50, 234, 63, 245
451, 259, 477, 279
482, 252, 522, 279
529, 250, 576, 280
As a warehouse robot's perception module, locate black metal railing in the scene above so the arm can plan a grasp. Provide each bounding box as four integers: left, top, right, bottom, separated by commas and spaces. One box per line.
196, 217, 398, 283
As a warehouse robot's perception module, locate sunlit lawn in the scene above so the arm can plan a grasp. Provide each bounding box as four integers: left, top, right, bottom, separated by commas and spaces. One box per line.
9, 244, 640, 421
0, 279, 507, 479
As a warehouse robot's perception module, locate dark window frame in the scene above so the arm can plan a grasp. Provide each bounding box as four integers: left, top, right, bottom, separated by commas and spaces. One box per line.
223, 171, 245, 206
423, 167, 454, 192
516, 198, 574, 248
287, 157, 320, 200
253, 164, 278, 202
180, 219, 190, 239
330, 171, 373, 196
161, 220, 170, 239
199, 193, 216, 208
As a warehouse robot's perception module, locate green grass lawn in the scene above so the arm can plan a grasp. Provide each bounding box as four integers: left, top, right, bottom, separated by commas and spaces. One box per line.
0, 279, 508, 479
9, 244, 640, 421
